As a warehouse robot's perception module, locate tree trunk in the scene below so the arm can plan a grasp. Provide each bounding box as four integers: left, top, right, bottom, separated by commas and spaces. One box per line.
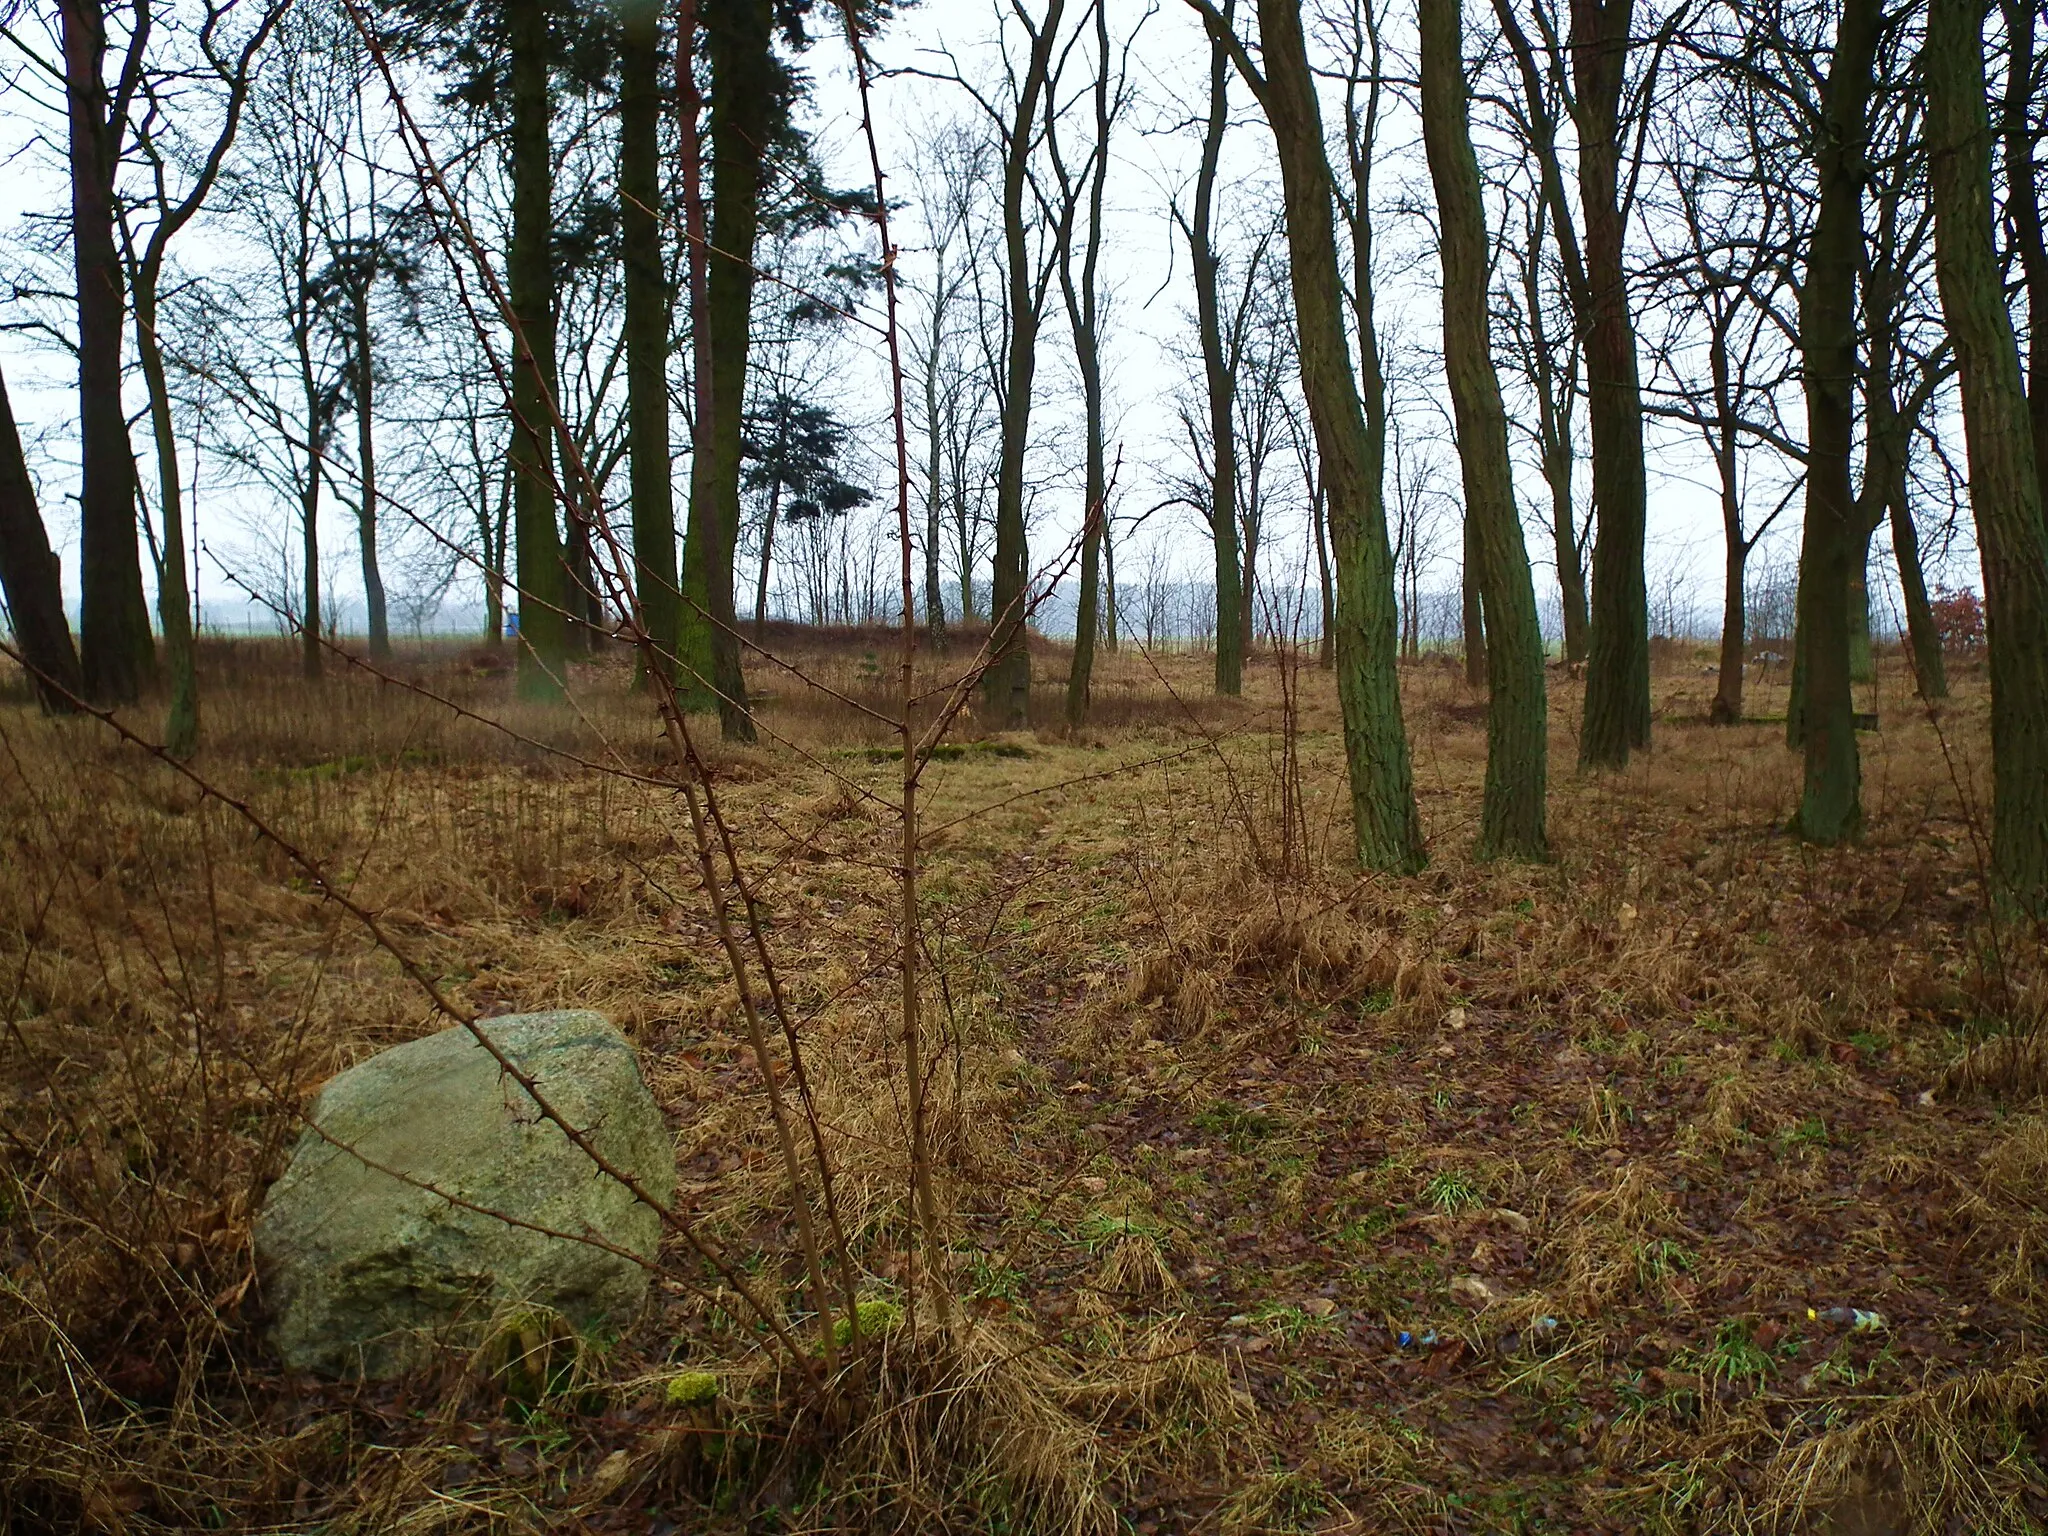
1927, 0, 2048, 911
1312, 482, 1334, 669
984, 0, 1067, 729
1847, 540, 1875, 686
1494, 0, 1593, 669
1713, 533, 1746, 724
1523, 243, 1589, 666
482, 456, 511, 645
1239, 486, 1259, 665
1790, 0, 1878, 846
63, 0, 153, 705
1461, 515, 1488, 689
0, 363, 84, 711
508, 0, 568, 701
681, 0, 771, 741
2000, 0, 2048, 513
676, 0, 712, 659
1340, 0, 1396, 686
1218, 0, 1423, 872
1710, 333, 1744, 724
133, 288, 198, 753
922, 343, 947, 644
1890, 487, 1947, 699
1102, 513, 1118, 650
1571, 0, 1651, 768
956, 471, 978, 625
300, 389, 322, 681
1063, 0, 1111, 728
621, 0, 678, 685
1420, 0, 1548, 859
754, 478, 781, 637
353, 275, 389, 659
1064, 7, 1114, 729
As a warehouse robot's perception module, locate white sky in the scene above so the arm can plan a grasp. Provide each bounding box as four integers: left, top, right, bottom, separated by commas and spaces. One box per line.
0, 0, 1975, 641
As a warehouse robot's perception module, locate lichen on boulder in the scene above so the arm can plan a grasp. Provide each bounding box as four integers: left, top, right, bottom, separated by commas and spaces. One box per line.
254, 1010, 675, 1377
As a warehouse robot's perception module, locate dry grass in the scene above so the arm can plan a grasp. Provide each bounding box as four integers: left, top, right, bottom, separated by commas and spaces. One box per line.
3, 634, 2044, 1532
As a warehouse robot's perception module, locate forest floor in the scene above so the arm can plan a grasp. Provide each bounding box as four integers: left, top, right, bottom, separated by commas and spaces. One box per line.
3, 633, 2046, 1535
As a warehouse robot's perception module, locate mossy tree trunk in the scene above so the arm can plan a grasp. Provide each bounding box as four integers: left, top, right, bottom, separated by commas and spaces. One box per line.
1999, 0, 2048, 514
982, 0, 1068, 730
1201, 0, 1424, 872
1926, 0, 2048, 912
508, 0, 568, 703
1790, 0, 1879, 846
1461, 518, 1488, 690
1570, 0, 1652, 768
620, 0, 678, 688
1419, 0, 1548, 860
63, 0, 154, 705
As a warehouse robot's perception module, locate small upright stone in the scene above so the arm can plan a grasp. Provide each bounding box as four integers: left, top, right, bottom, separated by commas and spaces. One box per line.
255, 1010, 674, 1377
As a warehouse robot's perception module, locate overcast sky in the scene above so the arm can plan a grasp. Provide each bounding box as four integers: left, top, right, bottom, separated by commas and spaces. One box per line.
0, 0, 1971, 641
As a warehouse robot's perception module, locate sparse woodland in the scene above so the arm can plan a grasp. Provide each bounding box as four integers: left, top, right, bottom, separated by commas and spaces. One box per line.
2, 0, 2048, 1531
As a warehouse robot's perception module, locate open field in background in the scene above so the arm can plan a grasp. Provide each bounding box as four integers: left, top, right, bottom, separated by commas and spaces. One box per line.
2, 631, 2044, 1535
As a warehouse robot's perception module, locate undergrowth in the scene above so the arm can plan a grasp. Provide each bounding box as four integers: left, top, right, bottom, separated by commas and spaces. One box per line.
3, 637, 2044, 1533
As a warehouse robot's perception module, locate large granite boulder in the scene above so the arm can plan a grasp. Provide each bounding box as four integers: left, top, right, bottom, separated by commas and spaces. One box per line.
255, 1010, 674, 1377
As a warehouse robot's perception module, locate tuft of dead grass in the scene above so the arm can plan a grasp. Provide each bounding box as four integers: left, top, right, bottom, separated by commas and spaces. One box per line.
1758, 1357, 2048, 1535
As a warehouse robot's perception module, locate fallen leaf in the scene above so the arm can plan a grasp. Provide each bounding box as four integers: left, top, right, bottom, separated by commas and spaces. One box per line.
1303, 1296, 1338, 1318
583, 1448, 632, 1501
1422, 1338, 1468, 1376
1451, 1274, 1501, 1308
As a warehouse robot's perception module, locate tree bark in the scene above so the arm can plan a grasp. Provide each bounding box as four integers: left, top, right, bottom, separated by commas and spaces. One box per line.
681, 0, 772, 741
621, 0, 678, 685
1790, 0, 1879, 846
63, 0, 153, 705
1570, 0, 1651, 767
1190, 6, 1242, 697
508, 0, 568, 701
1461, 515, 1488, 689
922, 332, 947, 643
352, 269, 389, 659
133, 287, 198, 752
1312, 480, 1334, 669
1927, 0, 2048, 911
983, 0, 1068, 729
754, 476, 781, 636
0, 363, 84, 711
1420, 0, 1548, 859
1891, 487, 1947, 700
1337, 0, 1397, 687
1210, 0, 1423, 872
1062, 0, 1112, 728
1714, 532, 1746, 724
295, 283, 325, 681
1520, 229, 1589, 667
1102, 512, 1118, 650
2000, 0, 2048, 513
1709, 308, 1745, 724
